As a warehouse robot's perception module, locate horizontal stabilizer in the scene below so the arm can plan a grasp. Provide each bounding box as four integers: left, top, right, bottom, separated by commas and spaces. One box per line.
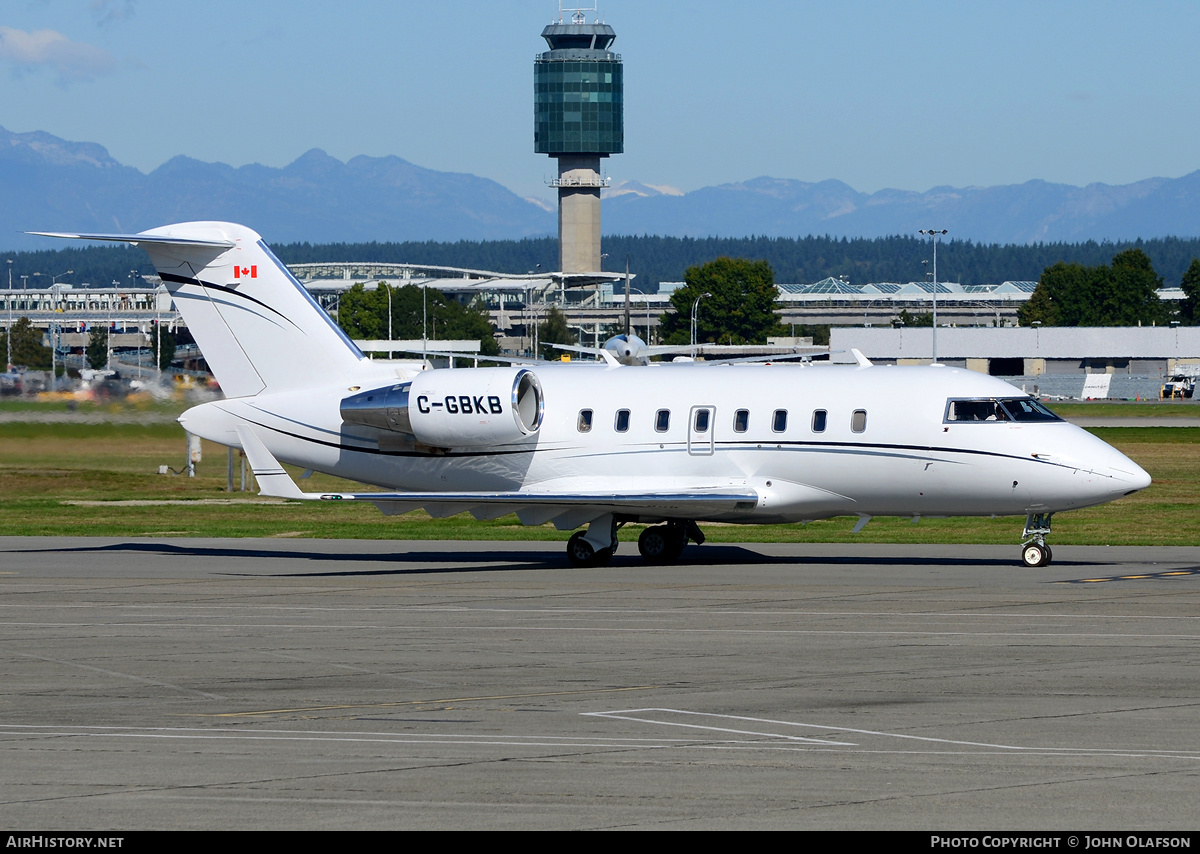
28, 231, 235, 249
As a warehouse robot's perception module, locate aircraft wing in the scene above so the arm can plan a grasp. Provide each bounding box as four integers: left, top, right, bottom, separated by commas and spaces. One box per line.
237, 425, 758, 529
545, 343, 621, 365
387, 349, 544, 366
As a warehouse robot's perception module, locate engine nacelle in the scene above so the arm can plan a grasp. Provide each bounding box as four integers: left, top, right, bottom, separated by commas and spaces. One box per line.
341, 367, 544, 448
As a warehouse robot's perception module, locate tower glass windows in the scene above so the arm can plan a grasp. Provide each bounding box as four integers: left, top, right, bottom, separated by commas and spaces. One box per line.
534, 60, 623, 155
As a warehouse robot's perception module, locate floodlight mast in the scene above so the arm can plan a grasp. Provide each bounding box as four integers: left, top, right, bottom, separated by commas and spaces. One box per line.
919, 229, 948, 363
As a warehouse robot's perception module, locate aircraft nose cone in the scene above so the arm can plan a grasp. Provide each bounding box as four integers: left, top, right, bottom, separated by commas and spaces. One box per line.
1105, 447, 1151, 494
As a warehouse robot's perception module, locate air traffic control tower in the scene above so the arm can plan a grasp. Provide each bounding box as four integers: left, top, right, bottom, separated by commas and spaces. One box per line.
535, 9, 623, 274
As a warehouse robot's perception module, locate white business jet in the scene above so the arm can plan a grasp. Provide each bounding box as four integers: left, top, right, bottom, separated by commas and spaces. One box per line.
34, 222, 1151, 568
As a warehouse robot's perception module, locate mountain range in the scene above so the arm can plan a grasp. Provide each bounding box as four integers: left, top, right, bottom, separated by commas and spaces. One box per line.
4, 125, 1200, 251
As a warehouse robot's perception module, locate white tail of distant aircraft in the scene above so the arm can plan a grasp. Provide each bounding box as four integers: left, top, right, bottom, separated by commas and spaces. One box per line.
34, 222, 1151, 568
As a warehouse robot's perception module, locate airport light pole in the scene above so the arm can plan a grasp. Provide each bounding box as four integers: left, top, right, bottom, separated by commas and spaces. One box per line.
691, 292, 712, 357
627, 286, 651, 343
6, 259, 11, 371
918, 229, 948, 363
45, 271, 72, 390
623, 255, 631, 337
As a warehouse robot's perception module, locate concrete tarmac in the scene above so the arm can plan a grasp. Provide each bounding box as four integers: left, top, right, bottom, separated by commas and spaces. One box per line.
2, 537, 1199, 830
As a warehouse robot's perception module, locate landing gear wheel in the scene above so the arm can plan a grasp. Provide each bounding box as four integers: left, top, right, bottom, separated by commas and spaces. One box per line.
663, 523, 687, 562
1021, 543, 1051, 568
1020, 513, 1054, 568
638, 523, 688, 564
567, 531, 596, 567
567, 531, 614, 567
638, 526, 673, 564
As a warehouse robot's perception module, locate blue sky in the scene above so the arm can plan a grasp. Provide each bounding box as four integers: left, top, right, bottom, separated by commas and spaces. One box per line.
2, 1, 1198, 203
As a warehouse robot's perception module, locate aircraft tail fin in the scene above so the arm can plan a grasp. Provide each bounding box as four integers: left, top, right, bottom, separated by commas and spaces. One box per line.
32, 223, 367, 398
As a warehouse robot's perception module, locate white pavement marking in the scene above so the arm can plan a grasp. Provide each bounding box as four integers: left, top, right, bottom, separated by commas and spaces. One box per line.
584, 709, 1200, 760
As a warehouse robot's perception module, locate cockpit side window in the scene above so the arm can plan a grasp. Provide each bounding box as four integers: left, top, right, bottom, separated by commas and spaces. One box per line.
945, 399, 1007, 422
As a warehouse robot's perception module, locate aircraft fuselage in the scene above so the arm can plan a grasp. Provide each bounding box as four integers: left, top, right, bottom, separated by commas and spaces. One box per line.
180, 361, 1149, 525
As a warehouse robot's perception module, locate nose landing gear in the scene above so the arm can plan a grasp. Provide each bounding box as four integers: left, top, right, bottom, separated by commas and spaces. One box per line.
1020, 513, 1054, 567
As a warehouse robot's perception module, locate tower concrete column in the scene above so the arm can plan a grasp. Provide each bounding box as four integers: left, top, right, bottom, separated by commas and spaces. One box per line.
556, 155, 602, 273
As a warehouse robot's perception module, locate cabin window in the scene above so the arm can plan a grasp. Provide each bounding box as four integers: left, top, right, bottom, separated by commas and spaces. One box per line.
577, 409, 593, 432
733, 409, 749, 433
851, 409, 867, 433
614, 409, 630, 432
772, 409, 788, 433
811, 409, 827, 432
693, 408, 710, 433
655, 409, 671, 432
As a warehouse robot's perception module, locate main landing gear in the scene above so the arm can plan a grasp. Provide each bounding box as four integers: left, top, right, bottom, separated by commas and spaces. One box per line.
1020, 512, 1054, 567
636, 521, 705, 565
565, 516, 706, 567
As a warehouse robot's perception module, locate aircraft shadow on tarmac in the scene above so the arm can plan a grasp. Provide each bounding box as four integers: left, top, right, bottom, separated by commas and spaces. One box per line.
3, 540, 1133, 578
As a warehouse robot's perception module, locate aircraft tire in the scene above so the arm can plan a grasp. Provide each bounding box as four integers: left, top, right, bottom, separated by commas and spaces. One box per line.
664, 521, 689, 562
567, 531, 596, 567
1021, 543, 1049, 568
638, 526, 675, 564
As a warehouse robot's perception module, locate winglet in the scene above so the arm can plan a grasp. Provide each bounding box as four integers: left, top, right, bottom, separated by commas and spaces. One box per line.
235, 425, 309, 500
850, 348, 873, 367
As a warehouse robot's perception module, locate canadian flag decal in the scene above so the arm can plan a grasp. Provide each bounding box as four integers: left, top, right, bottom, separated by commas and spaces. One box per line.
234, 265, 258, 279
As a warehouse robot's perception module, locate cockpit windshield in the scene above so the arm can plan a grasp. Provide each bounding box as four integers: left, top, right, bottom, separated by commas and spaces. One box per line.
998, 397, 1061, 422
945, 397, 1062, 423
